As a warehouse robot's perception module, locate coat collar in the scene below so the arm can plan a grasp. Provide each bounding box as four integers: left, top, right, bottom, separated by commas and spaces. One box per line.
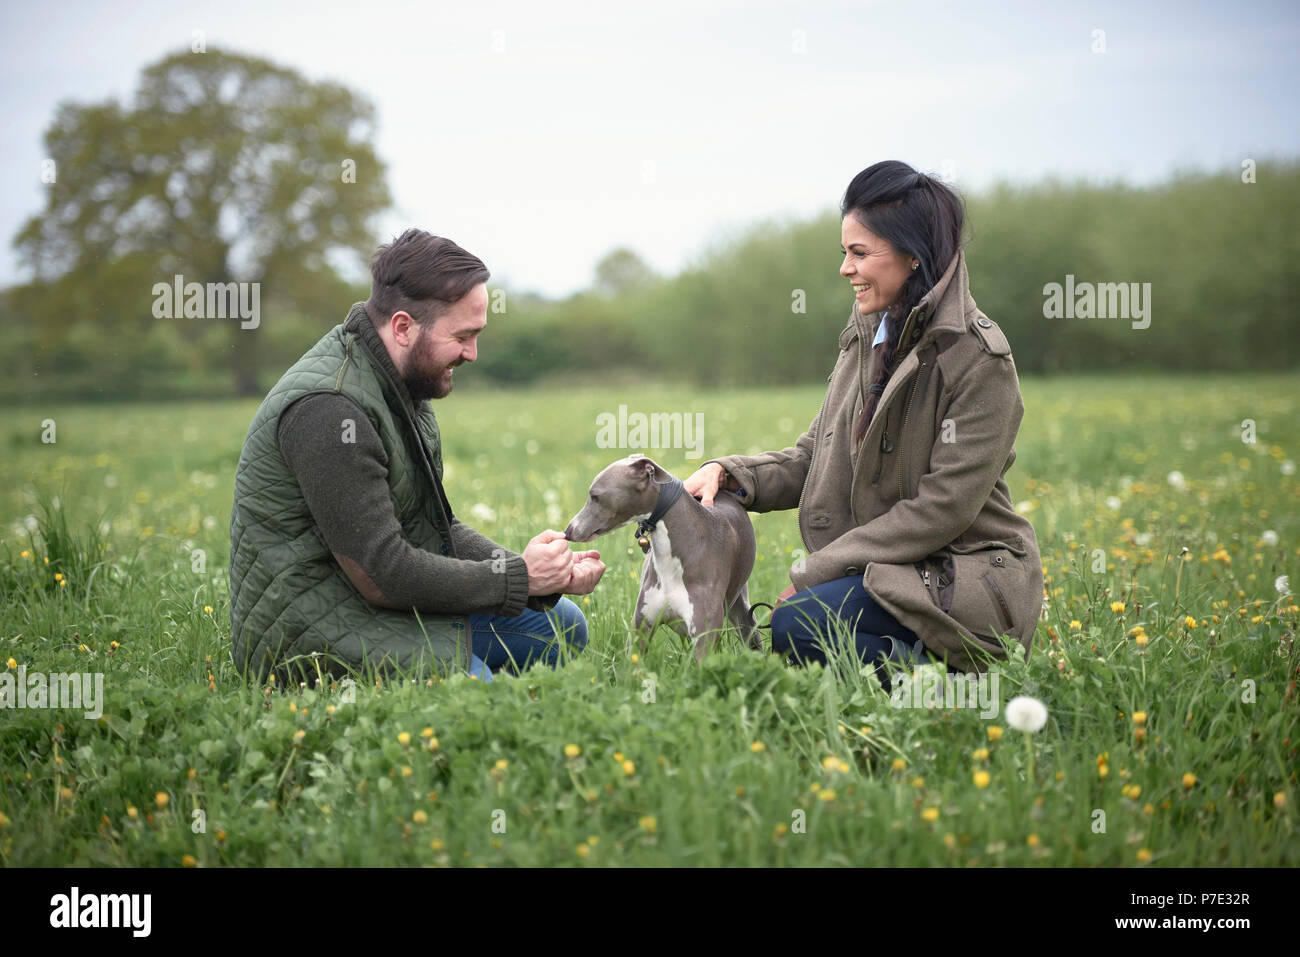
837, 250, 975, 450
343, 302, 421, 417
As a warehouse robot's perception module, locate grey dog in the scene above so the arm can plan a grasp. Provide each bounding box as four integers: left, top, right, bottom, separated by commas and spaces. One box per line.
564, 455, 760, 662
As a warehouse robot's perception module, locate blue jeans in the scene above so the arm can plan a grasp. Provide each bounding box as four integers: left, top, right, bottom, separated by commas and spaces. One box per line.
468, 596, 588, 682
770, 575, 941, 688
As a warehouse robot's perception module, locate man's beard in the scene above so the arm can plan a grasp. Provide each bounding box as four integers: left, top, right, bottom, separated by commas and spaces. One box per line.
402, 327, 456, 402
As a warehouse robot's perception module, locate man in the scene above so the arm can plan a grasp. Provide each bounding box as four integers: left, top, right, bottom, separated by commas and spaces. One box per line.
229, 229, 604, 684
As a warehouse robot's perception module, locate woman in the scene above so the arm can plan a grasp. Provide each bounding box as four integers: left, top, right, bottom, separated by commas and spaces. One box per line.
684, 161, 1043, 685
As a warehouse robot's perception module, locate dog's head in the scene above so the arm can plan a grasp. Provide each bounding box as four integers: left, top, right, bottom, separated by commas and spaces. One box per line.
563, 455, 673, 542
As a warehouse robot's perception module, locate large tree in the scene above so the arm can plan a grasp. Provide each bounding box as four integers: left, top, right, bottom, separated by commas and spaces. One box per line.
14, 48, 390, 395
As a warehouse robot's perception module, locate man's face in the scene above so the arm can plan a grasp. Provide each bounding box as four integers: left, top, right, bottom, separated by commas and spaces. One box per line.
400, 283, 488, 401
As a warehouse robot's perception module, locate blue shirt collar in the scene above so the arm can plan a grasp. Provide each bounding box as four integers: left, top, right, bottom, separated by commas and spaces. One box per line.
872, 310, 889, 347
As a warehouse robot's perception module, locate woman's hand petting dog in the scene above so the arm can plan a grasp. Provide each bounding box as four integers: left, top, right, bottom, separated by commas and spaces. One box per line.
684, 462, 739, 507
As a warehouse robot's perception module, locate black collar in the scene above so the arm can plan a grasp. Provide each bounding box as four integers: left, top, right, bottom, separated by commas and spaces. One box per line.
635, 475, 685, 553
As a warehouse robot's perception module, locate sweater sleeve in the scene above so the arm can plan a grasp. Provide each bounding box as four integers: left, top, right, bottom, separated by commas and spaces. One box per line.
447, 518, 561, 611
277, 392, 532, 618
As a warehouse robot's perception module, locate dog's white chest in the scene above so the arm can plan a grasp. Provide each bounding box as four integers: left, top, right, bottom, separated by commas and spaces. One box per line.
638, 525, 696, 633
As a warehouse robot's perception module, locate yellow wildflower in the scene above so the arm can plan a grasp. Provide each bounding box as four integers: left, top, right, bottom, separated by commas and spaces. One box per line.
1182, 773, 1196, 789
987, 726, 1003, 742
973, 770, 990, 789
1110, 601, 1125, 614
564, 744, 581, 758
921, 807, 940, 822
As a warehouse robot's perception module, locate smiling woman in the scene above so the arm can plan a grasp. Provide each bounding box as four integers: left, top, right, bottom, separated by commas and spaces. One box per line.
686, 160, 1044, 684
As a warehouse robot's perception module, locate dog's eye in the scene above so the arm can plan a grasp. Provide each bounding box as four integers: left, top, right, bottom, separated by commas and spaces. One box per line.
590, 493, 600, 504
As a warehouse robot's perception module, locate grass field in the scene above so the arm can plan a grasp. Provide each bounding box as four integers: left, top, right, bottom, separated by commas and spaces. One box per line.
1, 372, 1297, 866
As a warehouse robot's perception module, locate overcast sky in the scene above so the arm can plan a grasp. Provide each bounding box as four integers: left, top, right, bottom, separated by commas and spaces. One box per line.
2, 0, 1297, 297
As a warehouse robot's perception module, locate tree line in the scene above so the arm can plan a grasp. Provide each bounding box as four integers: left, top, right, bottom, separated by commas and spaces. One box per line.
2, 45, 1295, 403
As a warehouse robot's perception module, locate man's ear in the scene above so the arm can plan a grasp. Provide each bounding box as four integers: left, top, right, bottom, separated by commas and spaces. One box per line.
390, 310, 418, 347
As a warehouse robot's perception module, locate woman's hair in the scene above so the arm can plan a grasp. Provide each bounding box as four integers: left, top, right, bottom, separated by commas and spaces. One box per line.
842, 161, 966, 445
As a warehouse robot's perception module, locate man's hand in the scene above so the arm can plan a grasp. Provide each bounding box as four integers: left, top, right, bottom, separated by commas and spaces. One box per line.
684, 462, 738, 507
773, 584, 798, 607
565, 550, 606, 595
523, 529, 574, 596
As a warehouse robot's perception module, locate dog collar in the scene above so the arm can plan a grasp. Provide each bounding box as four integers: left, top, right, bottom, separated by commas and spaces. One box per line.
635, 475, 685, 553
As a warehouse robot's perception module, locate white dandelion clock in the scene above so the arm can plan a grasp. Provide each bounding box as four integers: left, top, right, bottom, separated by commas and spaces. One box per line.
1261, 530, 1279, 547
1277, 576, 1291, 597
1005, 695, 1049, 733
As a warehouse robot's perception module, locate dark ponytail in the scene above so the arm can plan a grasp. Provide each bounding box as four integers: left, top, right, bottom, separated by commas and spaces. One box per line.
844, 162, 965, 445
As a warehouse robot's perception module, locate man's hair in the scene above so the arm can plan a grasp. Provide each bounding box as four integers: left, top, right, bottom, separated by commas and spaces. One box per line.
366, 229, 490, 326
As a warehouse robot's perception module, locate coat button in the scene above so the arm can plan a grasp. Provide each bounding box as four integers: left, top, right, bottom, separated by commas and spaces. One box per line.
994, 554, 1004, 566
977, 317, 992, 328
845, 566, 860, 576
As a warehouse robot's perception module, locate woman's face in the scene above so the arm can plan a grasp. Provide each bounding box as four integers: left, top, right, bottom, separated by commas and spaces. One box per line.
840, 214, 916, 317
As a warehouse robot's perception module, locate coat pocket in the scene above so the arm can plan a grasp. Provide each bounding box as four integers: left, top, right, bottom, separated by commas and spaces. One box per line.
936, 547, 1024, 640
916, 553, 955, 614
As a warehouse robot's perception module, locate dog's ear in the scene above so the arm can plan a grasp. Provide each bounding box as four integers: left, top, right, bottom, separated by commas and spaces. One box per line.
626, 455, 657, 488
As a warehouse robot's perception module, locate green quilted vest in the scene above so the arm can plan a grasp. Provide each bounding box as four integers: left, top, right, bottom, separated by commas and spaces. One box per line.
229, 303, 470, 682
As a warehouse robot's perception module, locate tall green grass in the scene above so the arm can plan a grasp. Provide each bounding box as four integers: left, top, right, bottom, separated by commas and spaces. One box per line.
1, 375, 1296, 865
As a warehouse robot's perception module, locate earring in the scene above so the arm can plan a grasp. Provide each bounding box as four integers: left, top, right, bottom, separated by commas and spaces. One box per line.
911, 261, 919, 271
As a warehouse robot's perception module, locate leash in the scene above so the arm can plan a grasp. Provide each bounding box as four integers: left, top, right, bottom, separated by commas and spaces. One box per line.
635, 474, 686, 553
747, 601, 775, 631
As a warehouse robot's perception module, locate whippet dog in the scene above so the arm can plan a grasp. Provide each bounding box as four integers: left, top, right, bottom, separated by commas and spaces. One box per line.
565, 455, 761, 662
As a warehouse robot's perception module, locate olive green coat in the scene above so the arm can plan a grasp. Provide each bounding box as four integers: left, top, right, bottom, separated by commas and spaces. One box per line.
711, 251, 1043, 672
